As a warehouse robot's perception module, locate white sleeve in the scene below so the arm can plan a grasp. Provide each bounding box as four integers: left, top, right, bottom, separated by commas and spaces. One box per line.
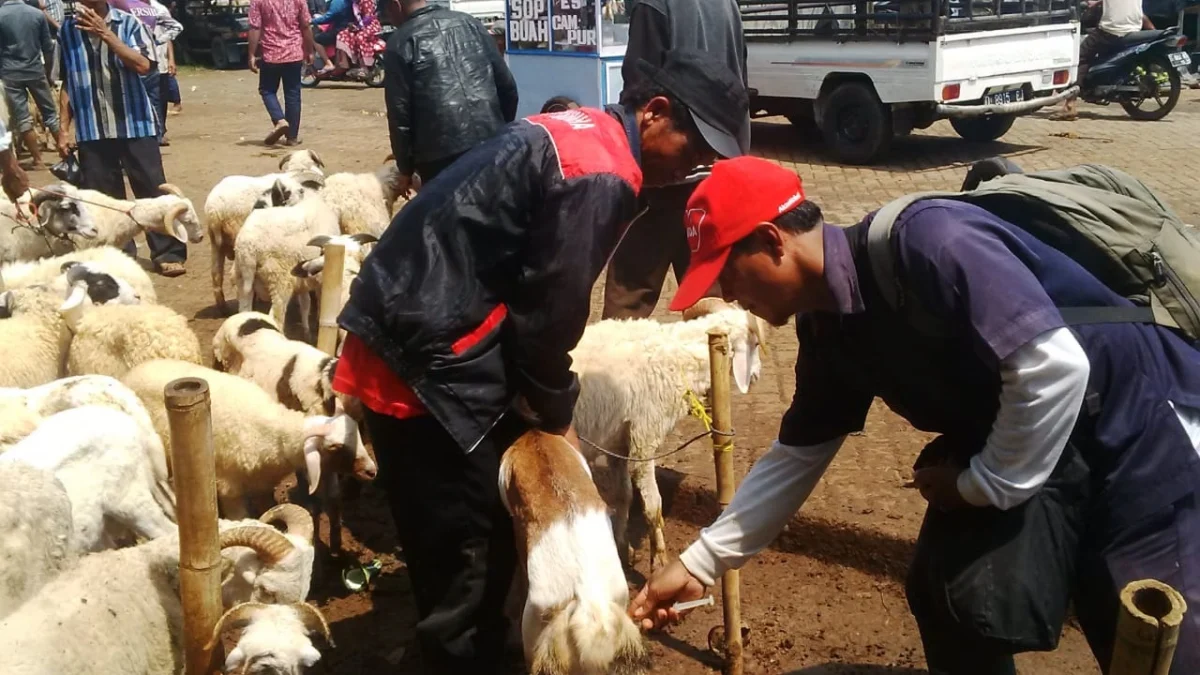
0, 118, 10, 153
957, 326, 1090, 510
679, 437, 845, 586
152, 1, 183, 41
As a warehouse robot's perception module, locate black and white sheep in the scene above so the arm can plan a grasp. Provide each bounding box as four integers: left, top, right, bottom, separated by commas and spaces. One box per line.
0, 187, 99, 263
233, 176, 340, 336
2, 246, 158, 304
59, 276, 204, 378
121, 359, 377, 519
0, 406, 177, 552
570, 298, 768, 571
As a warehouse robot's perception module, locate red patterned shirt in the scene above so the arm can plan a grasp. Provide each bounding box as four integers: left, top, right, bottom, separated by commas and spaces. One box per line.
248, 0, 311, 65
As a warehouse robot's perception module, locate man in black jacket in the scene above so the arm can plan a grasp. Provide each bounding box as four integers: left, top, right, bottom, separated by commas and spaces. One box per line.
602, 0, 750, 319
382, 0, 518, 195
335, 49, 748, 675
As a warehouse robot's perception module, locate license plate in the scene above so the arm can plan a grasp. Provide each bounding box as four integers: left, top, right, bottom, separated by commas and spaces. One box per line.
1169, 51, 1192, 67
985, 89, 1026, 105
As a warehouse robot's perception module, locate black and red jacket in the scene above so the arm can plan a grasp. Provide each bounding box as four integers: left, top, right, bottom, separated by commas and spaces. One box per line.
337, 106, 643, 452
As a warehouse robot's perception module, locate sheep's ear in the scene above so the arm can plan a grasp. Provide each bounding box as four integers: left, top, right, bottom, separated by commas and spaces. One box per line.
224, 646, 247, 671
730, 332, 761, 395
303, 437, 323, 495
301, 645, 322, 667
308, 150, 325, 168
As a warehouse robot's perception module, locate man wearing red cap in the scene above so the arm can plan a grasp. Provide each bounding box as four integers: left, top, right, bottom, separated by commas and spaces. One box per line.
630, 156, 1200, 674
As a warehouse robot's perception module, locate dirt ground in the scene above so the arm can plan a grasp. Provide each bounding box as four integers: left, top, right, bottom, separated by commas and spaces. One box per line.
25, 67, 1200, 674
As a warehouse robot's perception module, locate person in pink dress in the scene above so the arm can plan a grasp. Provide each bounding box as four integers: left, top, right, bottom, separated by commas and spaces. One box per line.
247, 0, 316, 145
334, 0, 380, 74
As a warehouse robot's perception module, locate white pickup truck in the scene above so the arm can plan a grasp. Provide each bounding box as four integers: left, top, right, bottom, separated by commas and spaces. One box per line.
743, 0, 1080, 163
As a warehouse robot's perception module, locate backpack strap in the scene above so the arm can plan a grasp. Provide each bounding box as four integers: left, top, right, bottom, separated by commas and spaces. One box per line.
1057, 306, 1157, 326
866, 193, 943, 312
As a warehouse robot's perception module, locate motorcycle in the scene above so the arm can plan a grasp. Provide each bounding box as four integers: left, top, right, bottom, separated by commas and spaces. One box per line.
300, 24, 390, 88
1080, 26, 1191, 120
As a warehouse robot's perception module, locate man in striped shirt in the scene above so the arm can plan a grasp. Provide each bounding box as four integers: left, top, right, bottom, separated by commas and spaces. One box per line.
56, 0, 189, 276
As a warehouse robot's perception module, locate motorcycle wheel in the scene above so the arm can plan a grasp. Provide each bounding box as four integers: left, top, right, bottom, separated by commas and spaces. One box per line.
366, 62, 386, 88
300, 65, 320, 88
1120, 55, 1181, 121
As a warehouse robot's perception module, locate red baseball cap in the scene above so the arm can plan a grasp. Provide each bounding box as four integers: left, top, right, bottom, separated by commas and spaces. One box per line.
669, 157, 805, 311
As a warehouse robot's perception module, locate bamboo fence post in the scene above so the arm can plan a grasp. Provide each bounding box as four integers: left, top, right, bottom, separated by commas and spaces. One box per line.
1110, 579, 1188, 675
315, 242, 346, 357
315, 242, 345, 556
707, 328, 743, 675
165, 377, 223, 675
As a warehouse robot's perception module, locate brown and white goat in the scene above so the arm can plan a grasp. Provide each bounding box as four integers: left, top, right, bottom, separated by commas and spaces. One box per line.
499, 431, 649, 675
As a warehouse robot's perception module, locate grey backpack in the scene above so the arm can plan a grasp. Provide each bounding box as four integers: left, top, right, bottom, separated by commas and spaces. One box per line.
866, 163, 1200, 344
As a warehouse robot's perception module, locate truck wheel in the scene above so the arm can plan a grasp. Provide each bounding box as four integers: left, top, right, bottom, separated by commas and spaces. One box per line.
819, 82, 892, 165
786, 113, 821, 140
949, 114, 1016, 142
211, 38, 230, 70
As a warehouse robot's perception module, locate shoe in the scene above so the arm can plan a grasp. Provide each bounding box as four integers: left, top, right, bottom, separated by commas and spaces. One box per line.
283, 137, 302, 146
1048, 111, 1078, 121
157, 261, 186, 278
159, 136, 171, 147
264, 120, 290, 145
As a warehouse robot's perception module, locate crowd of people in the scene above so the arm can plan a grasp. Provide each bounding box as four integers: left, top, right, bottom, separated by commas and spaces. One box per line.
2, 0, 1200, 672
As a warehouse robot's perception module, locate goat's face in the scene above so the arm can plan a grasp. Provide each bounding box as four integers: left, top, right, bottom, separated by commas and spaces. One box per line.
301, 414, 377, 490
39, 197, 98, 239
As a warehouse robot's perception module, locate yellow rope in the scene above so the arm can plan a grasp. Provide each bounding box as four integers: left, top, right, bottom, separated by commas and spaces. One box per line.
685, 389, 713, 432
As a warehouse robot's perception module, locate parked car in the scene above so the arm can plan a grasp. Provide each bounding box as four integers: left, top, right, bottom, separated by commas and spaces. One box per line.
178, 0, 251, 69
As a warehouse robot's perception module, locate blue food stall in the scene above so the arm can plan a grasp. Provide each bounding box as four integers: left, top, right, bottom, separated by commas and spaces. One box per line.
505, 0, 630, 118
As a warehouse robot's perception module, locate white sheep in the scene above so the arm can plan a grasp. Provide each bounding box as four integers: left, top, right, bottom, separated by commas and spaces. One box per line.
3, 246, 158, 303
206, 159, 326, 312
0, 286, 72, 387
0, 463, 74, 619
0, 375, 171, 494
122, 359, 377, 519
212, 311, 339, 416
500, 430, 649, 675
0, 187, 99, 263
0, 506, 317, 675
570, 298, 768, 571
289, 232, 377, 349
58, 280, 204, 379
320, 160, 407, 237
0, 406, 177, 552
207, 602, 334, 674
69, 183, 204, 251
233, 177, 340, 336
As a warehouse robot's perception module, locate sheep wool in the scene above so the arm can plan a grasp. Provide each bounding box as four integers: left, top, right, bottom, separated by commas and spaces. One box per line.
0, 463, 74, 619
212, 312, 338, 416
2, 246, 159, 304
320, 162, 407, 238
0, 287, 71, 388
69, 188, 203, 252
64, 304, 204, 379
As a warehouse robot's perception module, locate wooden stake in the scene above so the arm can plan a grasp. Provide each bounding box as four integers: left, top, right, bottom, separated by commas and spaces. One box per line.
315, 242, 345, 357
1111, 579, 1188, 675
165, 377, 223, 675
707, 329, 743, 675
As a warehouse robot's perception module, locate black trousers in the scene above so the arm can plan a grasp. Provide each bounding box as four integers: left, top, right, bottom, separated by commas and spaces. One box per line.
78, 136, 187, 264
366, 410, 528, 675
601, 181, 698, 320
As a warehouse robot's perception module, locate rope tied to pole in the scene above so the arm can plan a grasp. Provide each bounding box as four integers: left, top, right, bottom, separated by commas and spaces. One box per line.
577, 389, 735, 463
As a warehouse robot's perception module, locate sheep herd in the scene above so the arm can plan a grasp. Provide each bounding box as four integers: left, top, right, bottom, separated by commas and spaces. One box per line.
0, 147, 771, 675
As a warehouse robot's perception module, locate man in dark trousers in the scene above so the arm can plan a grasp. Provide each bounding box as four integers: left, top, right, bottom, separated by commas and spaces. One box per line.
631, 157, 1200, 675
601, 0, 749, 319
334, 49, 748, 675
56, 0, 188, 276
381, 0, 518, 196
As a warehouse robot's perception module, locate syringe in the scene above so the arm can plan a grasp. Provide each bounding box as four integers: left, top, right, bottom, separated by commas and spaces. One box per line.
671, 595, 715, 613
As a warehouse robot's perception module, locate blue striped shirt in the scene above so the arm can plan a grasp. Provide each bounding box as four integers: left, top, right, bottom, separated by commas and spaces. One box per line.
57, 7, 157, 142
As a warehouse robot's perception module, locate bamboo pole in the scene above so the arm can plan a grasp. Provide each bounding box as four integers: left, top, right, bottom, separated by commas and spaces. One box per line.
315, 242, 346, 356
165, 377, 223, 675
1110, 579, 1188, 675
707, 329, 743, 675
314, 242, 345, 556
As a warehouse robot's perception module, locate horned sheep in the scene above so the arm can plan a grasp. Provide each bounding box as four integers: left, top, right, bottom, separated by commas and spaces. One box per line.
570, 298, 768, 571
2, 246, 158, 304
0, 187, 98, 263
68, 183, 204, 251
207, 602, 334, 675
0, 504, 320, 675
59, 276, 204, 378
121, 359, 377, 519
205, 150, 326, 310
233, 176, 340, 336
